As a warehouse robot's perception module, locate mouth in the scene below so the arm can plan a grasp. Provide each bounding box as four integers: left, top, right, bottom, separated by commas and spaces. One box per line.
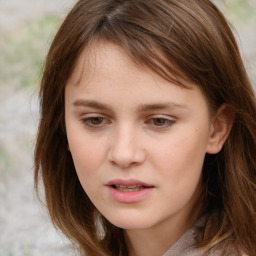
112, 184, 149, 192
106, 179, 154, 203
106, 179, 154, 192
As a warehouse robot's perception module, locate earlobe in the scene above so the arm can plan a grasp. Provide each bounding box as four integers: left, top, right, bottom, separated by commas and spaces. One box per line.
206, 104, 234, 154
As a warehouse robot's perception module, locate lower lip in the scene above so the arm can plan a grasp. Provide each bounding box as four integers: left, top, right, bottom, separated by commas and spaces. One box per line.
107, 186, 154, 203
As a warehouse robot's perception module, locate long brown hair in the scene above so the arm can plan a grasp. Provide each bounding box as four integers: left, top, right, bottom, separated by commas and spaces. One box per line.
34, 0, 256, 255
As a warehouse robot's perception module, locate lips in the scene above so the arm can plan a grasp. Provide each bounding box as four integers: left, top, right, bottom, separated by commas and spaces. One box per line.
114, 184, 147, 192
106, 179, 154, 203
106, 179, 153, 189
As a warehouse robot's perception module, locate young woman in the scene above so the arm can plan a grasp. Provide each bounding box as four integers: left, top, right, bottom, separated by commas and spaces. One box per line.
34, 1, 256, 255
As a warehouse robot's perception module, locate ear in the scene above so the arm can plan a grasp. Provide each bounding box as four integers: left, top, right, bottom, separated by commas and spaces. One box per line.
206, 104, 234, 154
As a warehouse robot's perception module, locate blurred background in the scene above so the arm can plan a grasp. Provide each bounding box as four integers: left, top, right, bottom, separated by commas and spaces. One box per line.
0, 0, 255, 255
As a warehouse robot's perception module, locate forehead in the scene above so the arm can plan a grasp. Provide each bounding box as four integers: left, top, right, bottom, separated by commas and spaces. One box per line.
67, 40, 193, 89
65, 41, 211, 116
67, 40, 148, 87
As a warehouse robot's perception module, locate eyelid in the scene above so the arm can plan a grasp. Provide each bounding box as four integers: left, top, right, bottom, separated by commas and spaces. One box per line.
145, 115, 176, 128
147, 114, 176, 120
80, 113, 111, 128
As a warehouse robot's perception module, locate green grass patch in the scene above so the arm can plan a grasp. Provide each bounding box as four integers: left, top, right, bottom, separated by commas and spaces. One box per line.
0, 145, 16, 178
0, 15, 60, 89
226, 0, 256, 23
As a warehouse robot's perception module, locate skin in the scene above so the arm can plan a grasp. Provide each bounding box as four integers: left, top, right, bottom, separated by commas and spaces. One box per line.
65, 41, 231, 256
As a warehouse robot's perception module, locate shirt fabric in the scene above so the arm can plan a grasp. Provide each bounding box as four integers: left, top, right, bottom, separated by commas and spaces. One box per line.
163, 217, 245, 256
163, 217, 205, 256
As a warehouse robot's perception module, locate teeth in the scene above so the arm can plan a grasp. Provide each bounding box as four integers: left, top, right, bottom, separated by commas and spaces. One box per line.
115, 185, 145, 192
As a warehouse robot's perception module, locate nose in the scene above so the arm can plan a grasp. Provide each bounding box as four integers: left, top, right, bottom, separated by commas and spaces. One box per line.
107, 126, 146, 169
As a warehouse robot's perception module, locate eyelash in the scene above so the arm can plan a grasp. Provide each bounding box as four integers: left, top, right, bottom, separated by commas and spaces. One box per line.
146, 117, 175, 128
80, 115, 175, 129
81, 116, 109, 128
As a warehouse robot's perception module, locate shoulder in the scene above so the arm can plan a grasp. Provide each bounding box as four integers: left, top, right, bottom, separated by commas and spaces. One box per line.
163, 216, 204, 256
163, 216, 246, 256
206, 246, 247, 256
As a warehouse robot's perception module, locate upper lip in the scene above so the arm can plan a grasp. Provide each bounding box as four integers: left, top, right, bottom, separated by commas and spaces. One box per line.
106, 179, 154, 187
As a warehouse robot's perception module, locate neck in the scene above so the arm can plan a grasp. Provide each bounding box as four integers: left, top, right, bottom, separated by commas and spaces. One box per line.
125, 210, 199, 256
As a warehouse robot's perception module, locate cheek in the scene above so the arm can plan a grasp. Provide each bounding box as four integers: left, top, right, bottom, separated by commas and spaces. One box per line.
66, 127, 106, 177
69, 141, 104, 173
156, 135, 206, 164
68, 140, 104, 199
151, 128, 209, 181
155, 135, 205, 208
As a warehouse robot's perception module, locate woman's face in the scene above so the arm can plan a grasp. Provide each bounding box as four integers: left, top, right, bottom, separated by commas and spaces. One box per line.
65, 41, 214, 232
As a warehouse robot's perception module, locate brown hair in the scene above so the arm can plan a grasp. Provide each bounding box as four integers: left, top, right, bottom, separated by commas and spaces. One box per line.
34, 0, 256, 255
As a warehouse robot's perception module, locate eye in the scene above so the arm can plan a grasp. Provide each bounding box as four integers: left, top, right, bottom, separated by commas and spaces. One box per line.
88, 117, 104, 125
146, 116, 175, 129
81, 115, 109, 128
152, 118, 171, 126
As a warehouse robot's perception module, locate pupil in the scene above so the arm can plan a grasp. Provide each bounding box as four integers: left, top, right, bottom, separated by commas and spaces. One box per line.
154, 118, 166, 126
91, 117, 103, 125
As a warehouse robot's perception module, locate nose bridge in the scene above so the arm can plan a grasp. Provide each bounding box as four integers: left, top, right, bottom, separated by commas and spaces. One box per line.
108, 123, 145, 168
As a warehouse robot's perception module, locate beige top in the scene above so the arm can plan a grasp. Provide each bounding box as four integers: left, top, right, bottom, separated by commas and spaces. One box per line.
163, 217, 204, 256
163, 217, 245, 256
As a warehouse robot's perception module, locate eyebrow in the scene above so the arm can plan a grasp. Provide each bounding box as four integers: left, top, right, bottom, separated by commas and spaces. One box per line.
73, 100, 111, 110
73, 99, 189, 112
137, 102, 189, 112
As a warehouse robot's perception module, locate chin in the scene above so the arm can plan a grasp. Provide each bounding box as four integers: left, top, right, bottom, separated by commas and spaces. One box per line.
112, 222, 149, 230
104, 213, 152, 230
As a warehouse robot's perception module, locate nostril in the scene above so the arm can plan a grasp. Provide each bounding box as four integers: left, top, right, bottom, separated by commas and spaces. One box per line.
107, 140, 146, 168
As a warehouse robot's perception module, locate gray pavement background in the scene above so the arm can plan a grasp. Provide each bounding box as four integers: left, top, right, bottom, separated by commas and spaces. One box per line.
0, 1, 77, 256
